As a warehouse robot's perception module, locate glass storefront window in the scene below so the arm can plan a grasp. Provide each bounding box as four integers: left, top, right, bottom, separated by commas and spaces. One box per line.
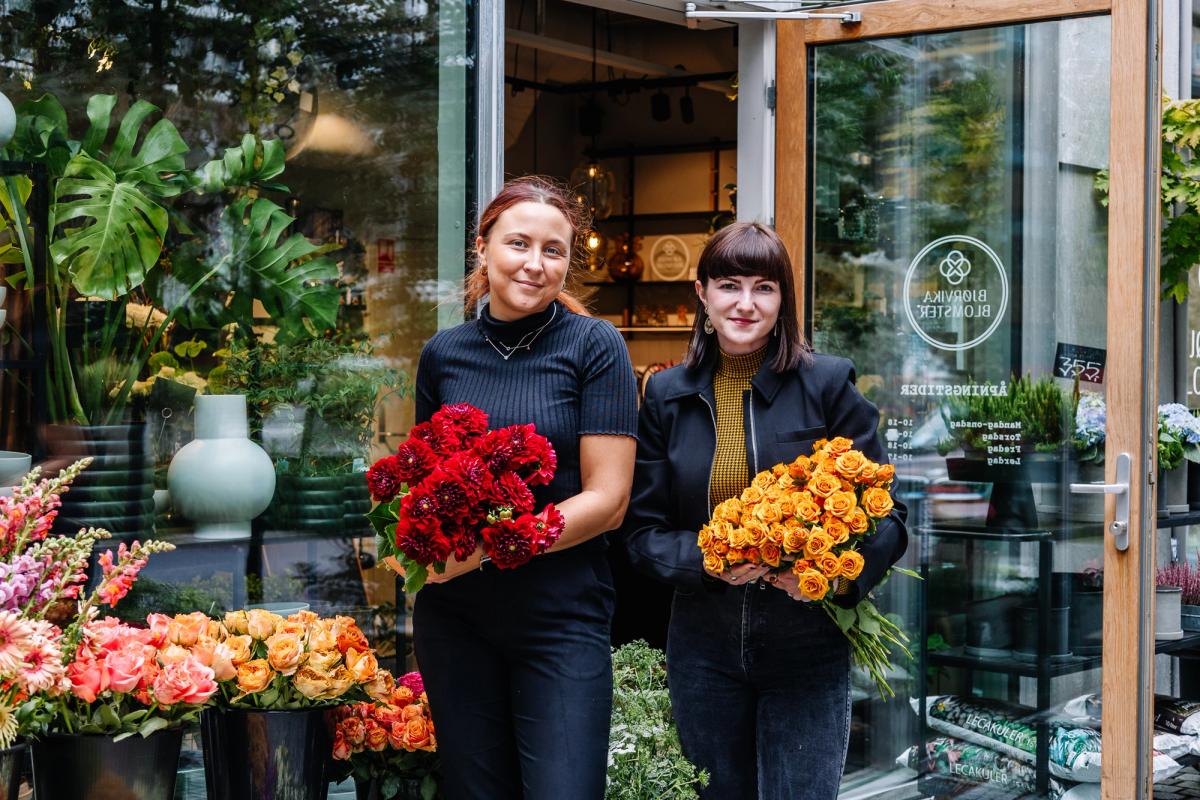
0, 1, 475, 793
810, 17, 1113, 798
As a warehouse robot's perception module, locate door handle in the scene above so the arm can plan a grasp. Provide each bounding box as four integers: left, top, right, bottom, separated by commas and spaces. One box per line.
1069, 451, 1131, 551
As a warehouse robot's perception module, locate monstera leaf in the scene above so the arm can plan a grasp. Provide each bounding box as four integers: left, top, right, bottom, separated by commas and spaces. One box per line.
206, 196, 339, 337
12, 95, 75, 177
81, 96, 189, 198
50, 153, 169, 299
0, 175, 32, 271
192, 134, 287, 194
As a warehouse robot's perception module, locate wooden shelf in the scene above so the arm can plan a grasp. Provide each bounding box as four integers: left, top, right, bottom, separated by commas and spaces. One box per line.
583, 280, 694, 288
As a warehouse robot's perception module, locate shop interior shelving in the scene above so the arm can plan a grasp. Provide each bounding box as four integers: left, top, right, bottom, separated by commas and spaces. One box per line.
917, 512, 1200, 798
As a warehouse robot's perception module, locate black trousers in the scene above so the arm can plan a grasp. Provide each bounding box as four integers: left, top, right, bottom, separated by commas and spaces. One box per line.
413, 546, 615, 800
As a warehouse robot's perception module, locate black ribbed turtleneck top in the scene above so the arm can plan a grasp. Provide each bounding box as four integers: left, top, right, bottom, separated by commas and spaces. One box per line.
414, 301, 639, 523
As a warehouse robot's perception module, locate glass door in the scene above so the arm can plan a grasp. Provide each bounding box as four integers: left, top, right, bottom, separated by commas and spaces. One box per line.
776, 2, 1161, 798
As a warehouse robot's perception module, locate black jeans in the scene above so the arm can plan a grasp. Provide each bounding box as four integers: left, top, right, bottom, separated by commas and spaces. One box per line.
667, 583, 851, 800
413, 546, 614, 800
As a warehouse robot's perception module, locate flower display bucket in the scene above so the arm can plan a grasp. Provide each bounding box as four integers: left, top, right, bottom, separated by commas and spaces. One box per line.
0, 741, 26, 800
1182, 603, 1200, 632
201, 706, 332, 800
47, 422, 155, 537
1168, 465, 1191, 514
31, 728, 183, 800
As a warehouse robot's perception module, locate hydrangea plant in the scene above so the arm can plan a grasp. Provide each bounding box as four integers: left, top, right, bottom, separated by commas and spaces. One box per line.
1157, 403, 1200, 471
1073, 391, 1106, 465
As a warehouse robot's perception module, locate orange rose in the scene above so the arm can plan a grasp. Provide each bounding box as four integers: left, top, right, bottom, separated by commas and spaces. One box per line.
745, 519, 770, 547
275, 621, 309, 640
795, 568, 830, 601
365, 671, 395, 702
763, 485, 785, 503
158, 643, 191, 666
308, 624, 338, 653
804, 529, 833, 558
827, 437, 854, 455
293, 666, 335, 700
752, 502, 782, 525
697, 526, 716, 551
812, 438, 830, 452
875, 464, 896, 484
288, 610, 320, 625
788, 456, 813, 480
775, 473, 796, 491
839, 550, 865, 580
771, 463, 787, 478
806, 473, 842, 499
734, 484, 763, 503
168, 612, 209, 647
824, 491, 857, 519
796, 497, 822, 523
404, 717, 435, 751
714, 498, 744, 524
824, 518, 851, 545
752, 471, 777, 491
392, 685, 416, 707
781, 527, 807, 554
712, 539, 730, 557
246, 609, 282, 641
759, 541, 783, 568
730, 526, 753, 550
767, 523, 788, 545
855, 463, 878, 484
862, 487, 894, 518
220, 634, 252, 665
336, 621, 371, 655
816, 551, 842, 579
210, 643, 239, 682
834, 450, 868, 479
743, 546, 761, 563
236, 659, 273, 694
306, 648, 343, 674
847, 507, 870, 534
703, 552, 726, 575
777, 494, 797, 518
266, 633, 305, 676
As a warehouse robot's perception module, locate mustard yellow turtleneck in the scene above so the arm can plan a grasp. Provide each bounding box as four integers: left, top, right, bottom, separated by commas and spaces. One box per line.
709, 346, 767, 507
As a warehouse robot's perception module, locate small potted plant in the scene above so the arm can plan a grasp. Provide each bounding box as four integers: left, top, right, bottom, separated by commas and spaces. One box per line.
1156, 403, 1200, 516
1157, 558, 1200, 632
329, 672, 440, 800
1155, 566, 1186, 640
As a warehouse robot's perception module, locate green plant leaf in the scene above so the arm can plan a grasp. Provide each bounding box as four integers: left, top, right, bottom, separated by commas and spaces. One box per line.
13, 94, 74, 175
403, 561, 428, 594
50, 153, 168, 299
193, 134, 287, 194
105, 99, 190, 198
138, 716, 169, 738
81, 94, 118, 156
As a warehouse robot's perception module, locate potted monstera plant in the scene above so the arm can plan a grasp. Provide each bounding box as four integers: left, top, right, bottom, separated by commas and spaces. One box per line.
0, 93, 340, 538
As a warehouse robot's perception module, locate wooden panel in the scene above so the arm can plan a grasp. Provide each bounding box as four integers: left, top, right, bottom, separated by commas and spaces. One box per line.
800, 0, 1111, 44
775, 21, 808, 332
1102, 0, 1160, 796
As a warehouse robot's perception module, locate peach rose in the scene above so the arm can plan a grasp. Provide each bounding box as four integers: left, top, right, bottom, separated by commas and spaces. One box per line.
105, 646, 147, 694
346, 647, 378, 683
236, 659, 274, 694
752, 501, 782, 525
740, 485, 764, 505
759, 541, 782, 567
796, 568, 830, 601
775, 473, 796, 491
803, 529, 833, 558
308, 624, 338, 653
404, 717, 435, 751
847, 507, 870, 534
824, 491, 857, 519
223, 610, 249, 636
146, 613, 171, 647
752, 471, 776, 491
335, 621, 370, 655
246, 609, 282, 640
815, 551, 842, 579
824, 518, 850, 545
210, 642, 239, 681
862, 487, 894, 518
834, 450, 868, 479
365, 670, 395, 702
855, 463, 878, 484
288, 610, 320, 625
807, 472, 842, 499
763, 485, 784, 503
275, 621, 309, 641
703, 552, 727, 575
341, 715, 367, 747
222, 634, 253, 666
266, 632, 305, 676
168, 612, 209, 647
767, 522, 787, 545
294, 666, 335, 699
153, 657, 217, 706
332, 731, 352, 761
392, 686, 416, 707
365, 719, 389, 751
839, 550, 865, 580
782, 528, 807, 554
158, 643, 192, 666
788, 456, 813, 481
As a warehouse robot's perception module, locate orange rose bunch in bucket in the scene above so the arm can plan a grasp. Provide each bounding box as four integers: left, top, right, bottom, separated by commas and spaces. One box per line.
697, 436, 916, 697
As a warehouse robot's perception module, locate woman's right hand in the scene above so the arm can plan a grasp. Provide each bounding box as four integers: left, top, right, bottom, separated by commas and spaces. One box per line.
708, 562, 771, 586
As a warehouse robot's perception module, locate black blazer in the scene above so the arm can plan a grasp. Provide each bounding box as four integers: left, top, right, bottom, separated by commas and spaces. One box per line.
621, 347, 908, 607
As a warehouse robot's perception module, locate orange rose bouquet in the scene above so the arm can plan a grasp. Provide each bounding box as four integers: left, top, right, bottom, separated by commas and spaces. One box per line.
329, 671, 441, 799
697, 437, 917, 697
156, 609, 391, 709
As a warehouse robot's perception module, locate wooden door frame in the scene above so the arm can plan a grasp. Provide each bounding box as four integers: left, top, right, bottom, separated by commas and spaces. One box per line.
774, 2, 1161, 797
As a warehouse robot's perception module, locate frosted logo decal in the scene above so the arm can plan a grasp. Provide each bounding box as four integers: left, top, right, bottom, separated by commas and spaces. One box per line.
903, 235, 1009, 352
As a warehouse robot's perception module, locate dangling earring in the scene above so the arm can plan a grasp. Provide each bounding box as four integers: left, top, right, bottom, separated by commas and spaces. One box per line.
703, 315, 715, 335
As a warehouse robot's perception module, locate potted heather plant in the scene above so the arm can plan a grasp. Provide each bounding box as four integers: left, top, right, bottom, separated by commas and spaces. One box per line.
1158, 558, 1200, 632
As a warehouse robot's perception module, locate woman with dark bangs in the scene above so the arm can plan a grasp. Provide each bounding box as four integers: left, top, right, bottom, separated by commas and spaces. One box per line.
621, 222, 907, 799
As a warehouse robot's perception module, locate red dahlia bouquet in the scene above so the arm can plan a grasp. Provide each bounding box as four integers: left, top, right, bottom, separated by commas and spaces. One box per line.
366, 403, 565, 591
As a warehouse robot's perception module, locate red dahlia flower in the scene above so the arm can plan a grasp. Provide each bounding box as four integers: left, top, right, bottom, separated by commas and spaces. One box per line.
366, 456, 405, 502
481, 518, 536, 569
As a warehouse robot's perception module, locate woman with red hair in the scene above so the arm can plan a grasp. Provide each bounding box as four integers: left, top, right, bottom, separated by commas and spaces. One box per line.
410, 176, 638, 799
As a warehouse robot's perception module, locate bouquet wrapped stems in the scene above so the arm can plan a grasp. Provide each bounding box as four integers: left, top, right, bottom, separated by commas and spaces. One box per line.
827, 592, 915, 700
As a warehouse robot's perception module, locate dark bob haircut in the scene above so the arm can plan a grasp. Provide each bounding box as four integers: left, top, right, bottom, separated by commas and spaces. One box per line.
685, 221, 812, 372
